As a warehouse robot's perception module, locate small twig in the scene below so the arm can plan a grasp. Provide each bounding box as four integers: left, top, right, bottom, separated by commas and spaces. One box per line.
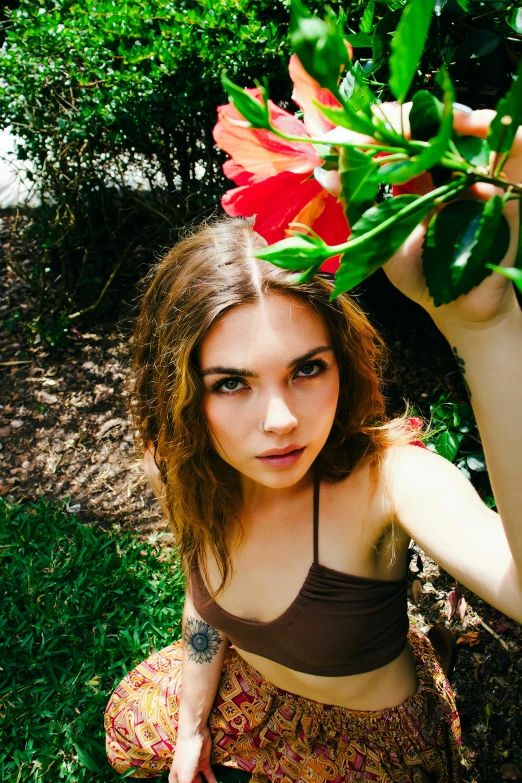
477, 617, 509, 652
0, 360, 33, 366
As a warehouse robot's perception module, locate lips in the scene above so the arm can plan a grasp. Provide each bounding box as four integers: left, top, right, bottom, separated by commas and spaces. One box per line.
256, 446, 305, 469
257, 444, 303, 458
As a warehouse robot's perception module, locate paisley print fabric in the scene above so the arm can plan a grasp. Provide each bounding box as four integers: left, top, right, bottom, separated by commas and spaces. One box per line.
105, 628, 463, 781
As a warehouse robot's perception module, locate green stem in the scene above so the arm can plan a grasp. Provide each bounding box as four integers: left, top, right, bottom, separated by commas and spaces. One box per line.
268, 126, 405, 154
326, 178, 472, 254
439, 156, 522, 194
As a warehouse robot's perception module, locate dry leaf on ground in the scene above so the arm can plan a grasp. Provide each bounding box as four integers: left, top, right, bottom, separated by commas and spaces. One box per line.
457, 631, 481, 647
412, 579, 422, 604
36, 391, 58, 405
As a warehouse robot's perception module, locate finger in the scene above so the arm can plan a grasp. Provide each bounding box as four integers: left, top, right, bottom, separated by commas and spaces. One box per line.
314, 167, 341, 199
452, 108, 495, 139
193, 774, 203, 783
321, 126, 373, 147
372, 102, 412, 139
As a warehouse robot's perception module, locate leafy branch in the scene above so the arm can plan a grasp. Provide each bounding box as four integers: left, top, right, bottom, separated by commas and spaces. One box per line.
221, 0, 522, 303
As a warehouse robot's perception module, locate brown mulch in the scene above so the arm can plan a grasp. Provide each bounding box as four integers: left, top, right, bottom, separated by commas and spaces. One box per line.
1, 212, 521, 782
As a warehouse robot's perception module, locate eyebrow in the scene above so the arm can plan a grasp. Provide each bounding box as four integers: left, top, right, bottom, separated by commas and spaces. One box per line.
200, 345, 333, 377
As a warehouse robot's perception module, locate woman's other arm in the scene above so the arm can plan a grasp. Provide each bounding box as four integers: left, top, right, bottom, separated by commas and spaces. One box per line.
142, 447, 229, 782
170, 591, 229, 783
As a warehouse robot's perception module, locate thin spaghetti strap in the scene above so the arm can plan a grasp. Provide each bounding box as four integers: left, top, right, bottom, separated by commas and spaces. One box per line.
313, 472, 320, 564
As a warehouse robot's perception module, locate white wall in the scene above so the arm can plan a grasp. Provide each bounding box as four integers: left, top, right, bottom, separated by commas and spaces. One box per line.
0, 128, 38, 208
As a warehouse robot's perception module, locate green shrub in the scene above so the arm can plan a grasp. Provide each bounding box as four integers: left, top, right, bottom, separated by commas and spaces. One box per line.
0, 498, 184, 781
0, 0, 291, 330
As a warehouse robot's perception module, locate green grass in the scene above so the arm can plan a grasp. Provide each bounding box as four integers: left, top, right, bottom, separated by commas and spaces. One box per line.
0, 498, 185, 782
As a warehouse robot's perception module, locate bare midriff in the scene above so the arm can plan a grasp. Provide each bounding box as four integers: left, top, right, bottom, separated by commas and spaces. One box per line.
233, 640, 418, 711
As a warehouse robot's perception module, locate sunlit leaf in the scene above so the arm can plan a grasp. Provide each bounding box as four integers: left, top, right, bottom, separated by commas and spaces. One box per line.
289, 0, 349, 95
467, 453, 487, 472
434, 430, 461, 461
389, 0, 437, 103
313, 100, 376, 137
454, 135, 490, 167
488, 56, 522, 154
331, 194, 437, 297
509, 7, 522, 33
255, 233, 335, 270
346, 32, 372, 47
379, 70, 454, 184
360, 0, 375, 33
221, 73, 270, 129
423, 197, 510, 307
339, 60, 376, 115
338, 146, 379, 226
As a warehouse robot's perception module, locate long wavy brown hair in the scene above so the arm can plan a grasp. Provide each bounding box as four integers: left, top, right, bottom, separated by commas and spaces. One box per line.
131, 216, 425, 592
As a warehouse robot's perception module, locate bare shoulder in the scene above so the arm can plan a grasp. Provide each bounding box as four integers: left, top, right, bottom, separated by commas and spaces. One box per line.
326, 449, 411, 552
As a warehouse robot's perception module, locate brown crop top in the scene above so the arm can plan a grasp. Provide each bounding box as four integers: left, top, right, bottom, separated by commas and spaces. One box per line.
190, 473, 410, 676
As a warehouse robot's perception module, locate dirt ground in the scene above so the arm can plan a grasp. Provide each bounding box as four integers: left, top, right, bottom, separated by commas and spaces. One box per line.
1, 212, 521, 782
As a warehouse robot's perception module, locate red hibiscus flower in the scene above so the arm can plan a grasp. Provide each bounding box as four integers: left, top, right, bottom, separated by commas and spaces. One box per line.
213, 54, 349, 273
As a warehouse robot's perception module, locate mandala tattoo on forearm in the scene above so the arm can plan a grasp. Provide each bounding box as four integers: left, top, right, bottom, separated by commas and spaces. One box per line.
452, 346, 472, 400
183, 617, 223, 663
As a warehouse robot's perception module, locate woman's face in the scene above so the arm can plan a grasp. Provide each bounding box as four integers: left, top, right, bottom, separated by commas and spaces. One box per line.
199, 293, 340, 491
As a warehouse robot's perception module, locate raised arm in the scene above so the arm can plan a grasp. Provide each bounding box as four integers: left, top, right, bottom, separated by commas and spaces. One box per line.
170, 591, 229, 783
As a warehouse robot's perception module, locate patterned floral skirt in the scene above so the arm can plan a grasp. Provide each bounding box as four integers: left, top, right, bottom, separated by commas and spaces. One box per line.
105, 628, 463, 782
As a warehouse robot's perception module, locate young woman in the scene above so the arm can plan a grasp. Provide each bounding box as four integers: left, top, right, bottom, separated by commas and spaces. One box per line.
105, 109, 522, 782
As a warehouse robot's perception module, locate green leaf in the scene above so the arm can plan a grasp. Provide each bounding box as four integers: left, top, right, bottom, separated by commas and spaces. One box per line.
423, 198, 510, 307
338, 61, 376, 115
289, 0, 348, 95
378, 70, 454, 185
331, 194, 437, 297
467, 453, 487, 472
73, 744, 104, 774
509, 7, 522, 34
434, 431, 461, 462
409, 90, 443, 142
313, 100, 377, 137
454, 29, 501, 62
346, 32, 372, 48
488, 57, 522, 155
372, 9, 401, 74
389, 0, 436, 103
221, 73, 270, 130
454, 136, 490, 167
255, 233, 335, 270
338, 146, 379, 226
360, 0, 375, 33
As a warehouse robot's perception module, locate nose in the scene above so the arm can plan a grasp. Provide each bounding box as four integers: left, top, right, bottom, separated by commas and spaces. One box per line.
262, 395, 298, 434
